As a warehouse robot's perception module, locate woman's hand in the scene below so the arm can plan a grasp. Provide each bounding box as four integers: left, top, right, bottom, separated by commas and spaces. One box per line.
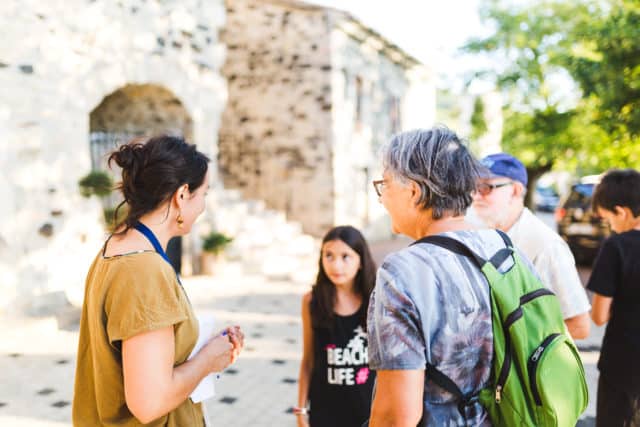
226, 325, 244, 362
201, 334, 234, 373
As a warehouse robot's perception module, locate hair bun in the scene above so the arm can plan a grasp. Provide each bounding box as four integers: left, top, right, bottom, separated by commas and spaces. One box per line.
105, 135, 210, 233
109, 141, 145, 171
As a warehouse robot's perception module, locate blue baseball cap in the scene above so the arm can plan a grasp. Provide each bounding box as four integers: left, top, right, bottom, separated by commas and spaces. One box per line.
480, 153, 528, 187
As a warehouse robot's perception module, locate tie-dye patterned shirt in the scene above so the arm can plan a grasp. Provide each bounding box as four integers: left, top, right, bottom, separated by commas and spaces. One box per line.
367, 230, 524, 426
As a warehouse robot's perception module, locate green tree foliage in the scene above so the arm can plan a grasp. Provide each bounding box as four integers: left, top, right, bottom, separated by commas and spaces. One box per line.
465, 0, 640, 179
436, 88, 463, 130
567, 0, 640, 136
470, 96, 489, 140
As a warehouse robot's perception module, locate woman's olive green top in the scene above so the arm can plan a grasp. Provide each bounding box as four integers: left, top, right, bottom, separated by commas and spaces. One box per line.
73, 250, 202, 427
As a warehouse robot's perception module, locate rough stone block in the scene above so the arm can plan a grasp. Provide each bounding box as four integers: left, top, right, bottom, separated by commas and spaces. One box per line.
26, 291, 71, 317
2, 0, 227, 313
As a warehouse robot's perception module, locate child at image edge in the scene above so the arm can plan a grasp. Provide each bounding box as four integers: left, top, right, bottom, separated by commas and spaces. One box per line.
295, 226, 377, 427
587, 169, 640, 427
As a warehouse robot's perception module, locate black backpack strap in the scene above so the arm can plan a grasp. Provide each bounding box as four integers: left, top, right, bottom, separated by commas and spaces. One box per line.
496, 229, 513, 247
412, 235, 486, 269
489, 229, 515, 270
427, 363, 480, 424
489, 247, 513, 270
414, 233, 515, 271
426, 362, 464, 398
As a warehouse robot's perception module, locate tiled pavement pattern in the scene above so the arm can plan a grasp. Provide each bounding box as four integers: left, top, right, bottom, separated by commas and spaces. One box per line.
0, 267, 310, 427
0, 236, 602, 426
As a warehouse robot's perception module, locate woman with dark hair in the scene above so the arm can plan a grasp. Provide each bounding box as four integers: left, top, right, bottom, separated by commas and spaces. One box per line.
295, 225, 377, 427
73, 135, 244, 426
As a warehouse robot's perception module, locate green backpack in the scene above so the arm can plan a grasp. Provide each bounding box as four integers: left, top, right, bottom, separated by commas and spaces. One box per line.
416, 231, 588, 426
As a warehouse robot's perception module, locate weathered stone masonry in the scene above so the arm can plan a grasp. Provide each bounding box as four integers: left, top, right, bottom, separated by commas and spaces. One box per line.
0, 0, 434, 313
219, 0, 335, 236
0, 0, 226, 313
219, 0, 434, 237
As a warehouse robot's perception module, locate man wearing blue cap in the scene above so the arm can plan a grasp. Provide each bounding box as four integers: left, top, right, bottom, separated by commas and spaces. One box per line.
470, 153, 591, 339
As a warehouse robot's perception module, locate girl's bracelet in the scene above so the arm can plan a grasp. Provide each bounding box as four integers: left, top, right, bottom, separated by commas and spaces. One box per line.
292, 406, 309, 415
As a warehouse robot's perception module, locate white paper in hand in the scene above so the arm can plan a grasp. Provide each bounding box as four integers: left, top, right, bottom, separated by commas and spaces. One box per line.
188, 314, 218, 403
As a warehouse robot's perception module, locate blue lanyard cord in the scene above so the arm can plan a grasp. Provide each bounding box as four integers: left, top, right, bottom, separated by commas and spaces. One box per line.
133, 222, 190, 304
133, 222, 172, 265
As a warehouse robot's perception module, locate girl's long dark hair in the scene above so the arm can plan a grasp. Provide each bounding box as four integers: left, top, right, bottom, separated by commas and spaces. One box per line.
310, 226, 376, 330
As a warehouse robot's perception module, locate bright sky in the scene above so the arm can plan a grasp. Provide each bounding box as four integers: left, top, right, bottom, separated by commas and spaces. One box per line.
306, 0, 490, 90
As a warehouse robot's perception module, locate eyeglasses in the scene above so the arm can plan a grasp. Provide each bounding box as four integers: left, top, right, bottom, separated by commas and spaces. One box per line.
372, 179, 386, 197
475, 181, 513, 196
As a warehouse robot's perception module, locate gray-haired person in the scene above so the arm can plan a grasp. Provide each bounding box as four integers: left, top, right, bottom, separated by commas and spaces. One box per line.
366, 127, 540, 426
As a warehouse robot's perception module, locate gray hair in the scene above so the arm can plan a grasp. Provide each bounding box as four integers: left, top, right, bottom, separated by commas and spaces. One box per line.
381, 127, 482, 219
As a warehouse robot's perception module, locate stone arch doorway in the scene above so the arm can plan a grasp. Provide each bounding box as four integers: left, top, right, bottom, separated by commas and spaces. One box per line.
90, 84, 194, 139
89, 84, 194, 273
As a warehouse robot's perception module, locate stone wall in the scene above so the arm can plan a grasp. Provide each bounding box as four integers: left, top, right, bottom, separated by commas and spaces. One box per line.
330, 25, 407, 235
0, 0, 226, 313
219, 0, 435, 238
90, 84, 194, 138
330, 24, 435, 239
219, 0, 335, 236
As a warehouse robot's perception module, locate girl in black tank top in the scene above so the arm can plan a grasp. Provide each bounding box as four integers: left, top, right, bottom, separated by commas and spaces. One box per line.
296, 226, 377, 427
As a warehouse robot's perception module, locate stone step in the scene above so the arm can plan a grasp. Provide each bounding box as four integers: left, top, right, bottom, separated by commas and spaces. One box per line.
280, 234, 318, 257
208, 187, 320, 282
255, 209, 287, 226
228, 231, 317, 259
245, 199, 266, 214
25, 291, 71, 317
214, 207, 290, 236
217, 188, 244, 202
241, 251, 317, 284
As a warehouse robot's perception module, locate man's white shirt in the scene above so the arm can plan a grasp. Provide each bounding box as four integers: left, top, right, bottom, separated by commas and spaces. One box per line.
468, 207, 591, 319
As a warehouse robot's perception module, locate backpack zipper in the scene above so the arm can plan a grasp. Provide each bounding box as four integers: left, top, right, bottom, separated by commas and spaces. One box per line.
495, 318, 518, 402
496, 289, 554, 403
527, 333, 561, 406
519, 288, 554, 304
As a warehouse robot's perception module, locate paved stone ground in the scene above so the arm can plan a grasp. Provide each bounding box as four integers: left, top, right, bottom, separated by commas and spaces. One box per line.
0, 227, 601, 426
0, 265, 310, 427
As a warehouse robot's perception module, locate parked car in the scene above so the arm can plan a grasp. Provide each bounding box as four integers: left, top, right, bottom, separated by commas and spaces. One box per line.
556, 175, 609, 265
534, 185, 560, 212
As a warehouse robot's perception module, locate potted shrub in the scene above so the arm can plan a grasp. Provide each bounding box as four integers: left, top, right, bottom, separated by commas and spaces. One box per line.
79, 170, 121, 231
201, 231, 233, 275
78, 170, 113, 198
